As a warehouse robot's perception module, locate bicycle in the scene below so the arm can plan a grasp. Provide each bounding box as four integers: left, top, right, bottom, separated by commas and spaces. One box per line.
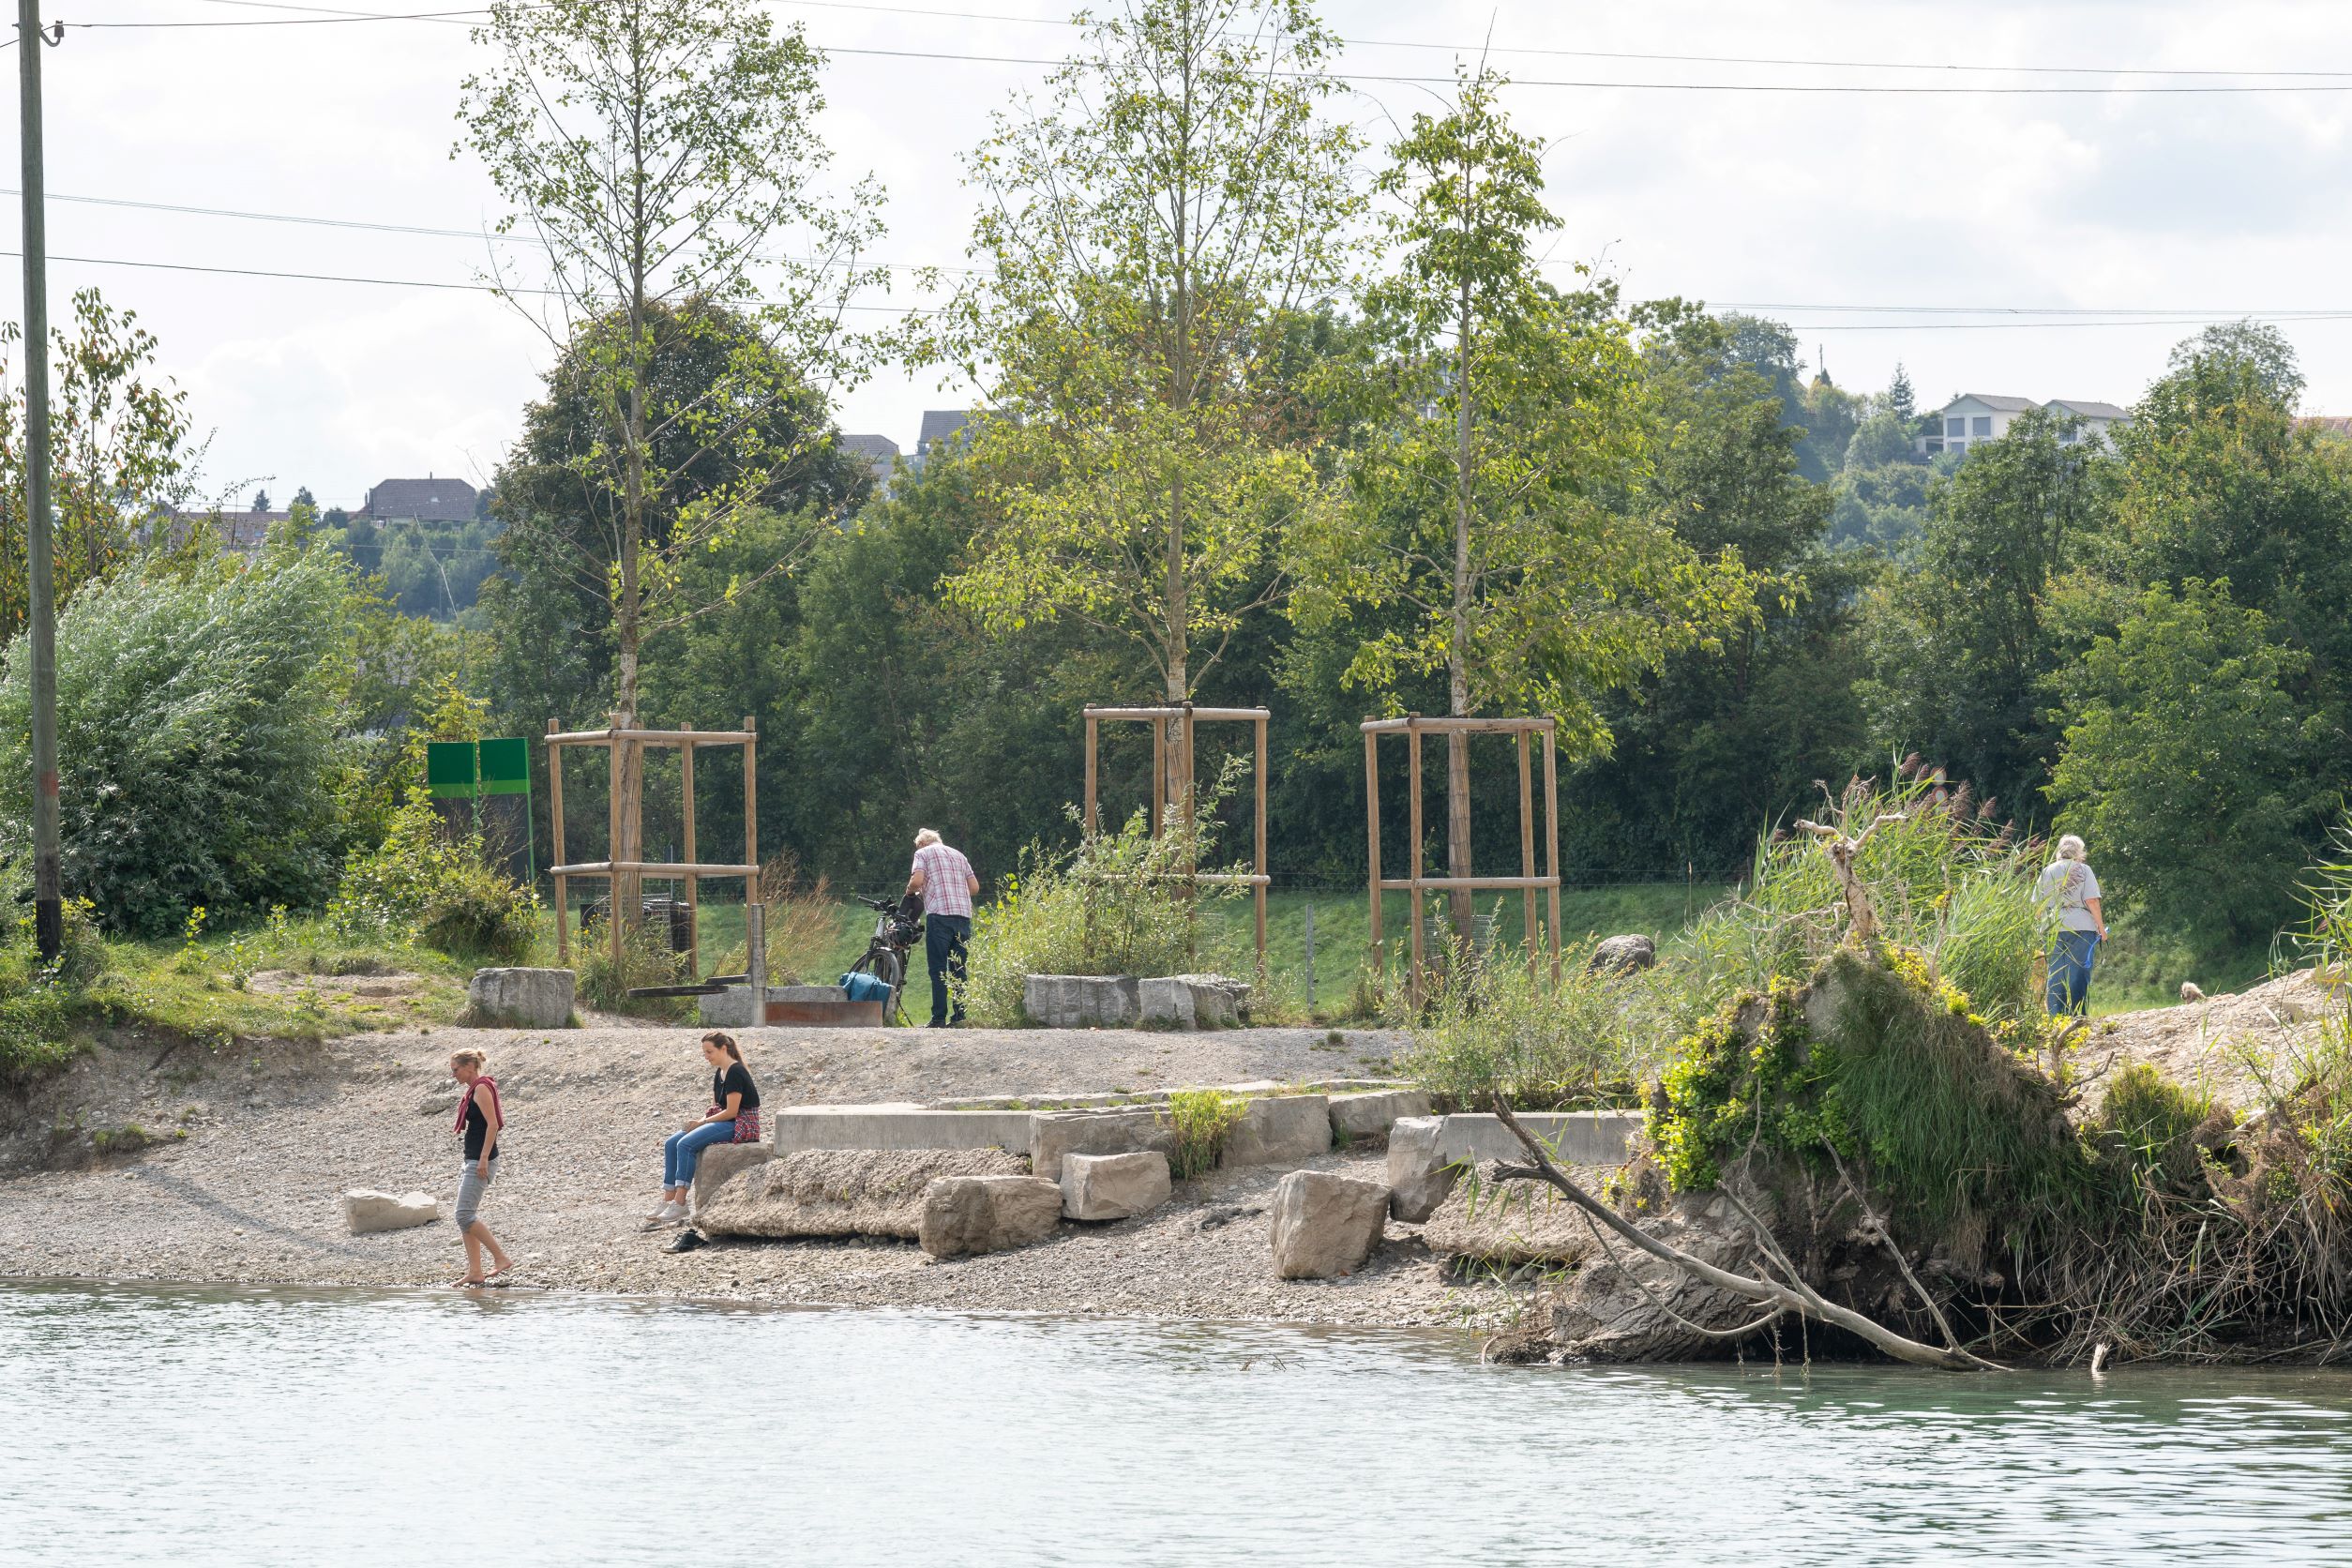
850, 892, 923, 1025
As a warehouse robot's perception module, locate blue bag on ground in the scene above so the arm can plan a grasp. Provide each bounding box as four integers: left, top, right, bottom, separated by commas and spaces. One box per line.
840, 971, 892, 1003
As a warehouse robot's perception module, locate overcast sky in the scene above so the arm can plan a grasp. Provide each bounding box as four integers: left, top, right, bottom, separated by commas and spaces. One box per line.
8, 0, 2352, 508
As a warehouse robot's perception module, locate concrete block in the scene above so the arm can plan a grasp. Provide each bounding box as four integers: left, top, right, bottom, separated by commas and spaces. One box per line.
698, 1148, 1027, 1240
1386, 1117, 1459, 1223
460, 968, 575, 1028
1022, 973, 1140, 1029
1436, 1111, 1643, 1168
1328, 1090, 1433, 1147
1030, 1109, 1177, 1183
1222, 1093, 1331, 1168
919, 1175, 1063, 1259
341, 1189, 441, 1234
688, 1141, 776, 1216
1269, 1170, 1390, 1279
1060, 1151, 1172, 1221
771, 1105, 1035, 1156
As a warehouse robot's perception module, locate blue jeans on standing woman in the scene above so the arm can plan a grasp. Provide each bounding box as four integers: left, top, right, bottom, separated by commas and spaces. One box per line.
2046, 929, 2101, 1017
664, 1120, 739, 1186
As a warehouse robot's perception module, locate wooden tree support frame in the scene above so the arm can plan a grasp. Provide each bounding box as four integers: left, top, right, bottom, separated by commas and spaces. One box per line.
1082, 703, 1271, 963
1362, 715, 1561, 997
545, 717, 760, 983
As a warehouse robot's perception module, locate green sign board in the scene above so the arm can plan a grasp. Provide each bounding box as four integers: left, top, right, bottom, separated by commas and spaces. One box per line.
425, 741, 478, 799
421, 739, 537, 884
477, 737, 531, 797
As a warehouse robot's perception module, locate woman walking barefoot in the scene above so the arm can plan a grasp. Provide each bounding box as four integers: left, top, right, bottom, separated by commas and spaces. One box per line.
645, 1033, 761, 1229
449, 1049, 514, 1286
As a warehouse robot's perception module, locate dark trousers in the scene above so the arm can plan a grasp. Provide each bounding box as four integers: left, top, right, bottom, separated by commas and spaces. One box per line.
925, 913, 972, 1025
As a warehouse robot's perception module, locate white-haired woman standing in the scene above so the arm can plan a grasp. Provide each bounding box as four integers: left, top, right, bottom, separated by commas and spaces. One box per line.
2035, 835, 2107, 1016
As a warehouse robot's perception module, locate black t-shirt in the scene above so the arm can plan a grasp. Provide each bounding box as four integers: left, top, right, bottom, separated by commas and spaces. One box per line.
713, 1062, 760, 1115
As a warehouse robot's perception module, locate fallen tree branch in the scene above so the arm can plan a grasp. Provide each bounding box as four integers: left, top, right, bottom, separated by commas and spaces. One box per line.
1487, 1095, 2004, 1372
1574, 1207, 1789, 1344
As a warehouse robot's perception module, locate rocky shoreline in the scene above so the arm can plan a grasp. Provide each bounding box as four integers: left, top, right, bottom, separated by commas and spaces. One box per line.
0, 1020, 1527, 1328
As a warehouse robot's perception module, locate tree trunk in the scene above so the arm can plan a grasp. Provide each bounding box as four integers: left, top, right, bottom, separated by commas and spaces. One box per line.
1446, 266, 1475, 943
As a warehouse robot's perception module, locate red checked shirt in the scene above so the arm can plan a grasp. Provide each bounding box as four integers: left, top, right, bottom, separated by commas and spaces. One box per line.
911, 842, 976, 919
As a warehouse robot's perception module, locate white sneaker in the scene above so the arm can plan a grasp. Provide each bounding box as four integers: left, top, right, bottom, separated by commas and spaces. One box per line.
641, 1202, 685, 1230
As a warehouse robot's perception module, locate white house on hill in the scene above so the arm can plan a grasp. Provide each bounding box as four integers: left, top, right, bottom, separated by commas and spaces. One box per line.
1917, 394, 2129, 457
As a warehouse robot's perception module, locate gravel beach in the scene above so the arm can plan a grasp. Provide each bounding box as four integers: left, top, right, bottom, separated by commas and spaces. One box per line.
0, 1019, 1510, 1327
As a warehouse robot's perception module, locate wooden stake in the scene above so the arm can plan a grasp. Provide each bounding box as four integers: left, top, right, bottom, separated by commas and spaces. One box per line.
1544, 726, 1561, 983
1083, 714, 1099, 836
742, 716, 758, 868
1253, 711, 1268, 964
1408, 718, 1425, 1003
608, 728, 624, 975
1152, 719, 1167, 837
548, 719, 567, 961
1518, 729, 1536, 976
681, 741, 699, 977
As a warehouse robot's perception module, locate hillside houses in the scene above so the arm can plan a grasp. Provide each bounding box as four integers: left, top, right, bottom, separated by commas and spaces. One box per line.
1916, 394, 2130, 457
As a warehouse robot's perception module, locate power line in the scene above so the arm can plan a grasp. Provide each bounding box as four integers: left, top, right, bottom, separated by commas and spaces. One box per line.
48, 8, 2352, 92
0, 246, 941, 310
153, 0, 2352, 82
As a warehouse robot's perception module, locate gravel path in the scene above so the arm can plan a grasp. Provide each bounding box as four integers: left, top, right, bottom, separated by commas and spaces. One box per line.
0, 1020, 1506, 1328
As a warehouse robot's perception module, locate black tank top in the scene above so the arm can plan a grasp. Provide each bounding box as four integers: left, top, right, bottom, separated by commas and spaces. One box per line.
460, 1089, 499, 1160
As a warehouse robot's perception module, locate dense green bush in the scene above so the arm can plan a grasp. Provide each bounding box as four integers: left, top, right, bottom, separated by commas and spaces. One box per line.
328, 792, 537, 962
0, 549, 354, 934
965, 794, 1246, 1026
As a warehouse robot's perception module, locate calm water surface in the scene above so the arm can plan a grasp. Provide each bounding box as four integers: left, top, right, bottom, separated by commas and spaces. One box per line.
4, 1281, 2350, 1565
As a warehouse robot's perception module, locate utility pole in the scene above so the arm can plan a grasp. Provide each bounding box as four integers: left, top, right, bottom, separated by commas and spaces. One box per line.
17, 0, 61, 959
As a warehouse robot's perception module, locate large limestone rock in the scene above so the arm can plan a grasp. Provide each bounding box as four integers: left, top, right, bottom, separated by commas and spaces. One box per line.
920, 1175, 1064, 1259
1060, 1151, 1172, 1221
695, 1148, 1026, 1240
461, 968, 577, 1028
1138, 973, 1252, 1029
1589, 935, 1657, 975
1023, 973, 1141, 1029
688, 1142, 776, 1215
1222, 1093, 1331, 1168
1030, 1108, 1177, 1182
1386, 1116, 1460, 1223
341, 1189, 441, 1234
1419, 1162, 1601, 1265
1328, 1089, 1432, 1148
1269, 1170, 1390, 1279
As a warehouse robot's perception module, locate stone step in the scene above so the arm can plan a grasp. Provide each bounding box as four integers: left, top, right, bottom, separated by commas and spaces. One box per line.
769, 1105, 1035, 1155
1435, 1110, 1644, 1167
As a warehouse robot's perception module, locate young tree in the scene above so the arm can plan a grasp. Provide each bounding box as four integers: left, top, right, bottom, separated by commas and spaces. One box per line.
2046, 579, 2326, 944
460, 0, 889, 911
1288, 72, 1748, 931
0, 290, 195, 641
1887, 361, 1915, 423
939, 0, 1360, 813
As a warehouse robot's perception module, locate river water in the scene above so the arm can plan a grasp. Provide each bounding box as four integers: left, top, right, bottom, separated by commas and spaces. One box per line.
4, 1282, 2349, 1566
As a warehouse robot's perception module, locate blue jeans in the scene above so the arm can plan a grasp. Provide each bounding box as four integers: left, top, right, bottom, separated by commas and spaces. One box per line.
926, 913, 971, 1026
664, 1121, 738, 1187
2046, 930, 2101, 1017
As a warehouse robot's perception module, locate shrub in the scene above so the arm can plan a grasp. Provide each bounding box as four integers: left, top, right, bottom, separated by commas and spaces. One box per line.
328, 792, 537, 961
1168, 1089, 1244, 1179
0, 898, 106, 1078
0, 548, 356, 933
966, 784, 1247, 1027
1403, 929, 1668, 1111
1669, 765, 2053, 1030
575, 915, 689, 1017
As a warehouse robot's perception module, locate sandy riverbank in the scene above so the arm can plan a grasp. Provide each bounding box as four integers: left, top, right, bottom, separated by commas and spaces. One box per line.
0, 1021, 1515, 1327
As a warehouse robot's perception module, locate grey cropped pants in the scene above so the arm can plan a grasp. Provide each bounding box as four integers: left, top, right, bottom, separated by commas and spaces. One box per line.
455, 1159, 495, 1229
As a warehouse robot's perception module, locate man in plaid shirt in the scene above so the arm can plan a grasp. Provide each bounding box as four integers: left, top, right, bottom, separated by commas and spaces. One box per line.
907, 828, 979, 1027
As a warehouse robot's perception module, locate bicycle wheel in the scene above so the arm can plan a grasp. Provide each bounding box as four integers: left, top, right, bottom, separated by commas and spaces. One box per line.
852, 947, 907, 1023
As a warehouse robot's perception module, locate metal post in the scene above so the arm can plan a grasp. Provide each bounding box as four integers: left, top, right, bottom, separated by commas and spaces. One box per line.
1304, 901, 1315, 1018
18, 0, 62, 961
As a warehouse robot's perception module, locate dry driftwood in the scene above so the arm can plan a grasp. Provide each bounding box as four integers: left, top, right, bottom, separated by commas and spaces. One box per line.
1487, 1096, 2003, 1372
1793, 811, 1906, 948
